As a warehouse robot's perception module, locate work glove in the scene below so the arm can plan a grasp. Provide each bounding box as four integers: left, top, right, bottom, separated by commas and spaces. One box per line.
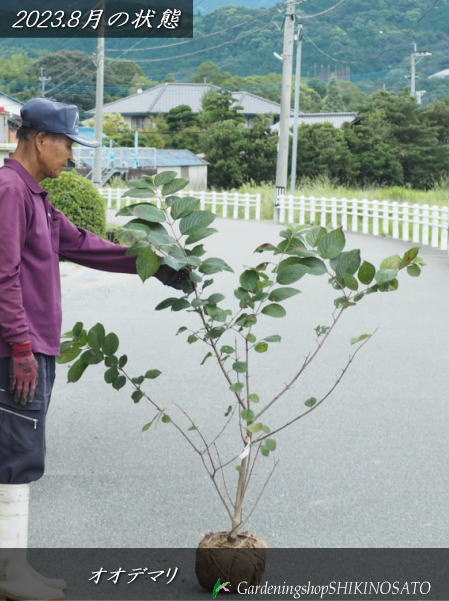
9, 341, 39, 406
154, 265, 195, 293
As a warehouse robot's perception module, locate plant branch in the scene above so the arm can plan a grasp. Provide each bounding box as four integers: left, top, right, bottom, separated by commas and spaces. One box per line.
239, 458, 279, 530
254, 331, 375, 443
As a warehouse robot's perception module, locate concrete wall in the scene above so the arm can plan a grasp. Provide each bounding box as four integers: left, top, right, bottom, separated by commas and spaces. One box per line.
0, 143, 17, 166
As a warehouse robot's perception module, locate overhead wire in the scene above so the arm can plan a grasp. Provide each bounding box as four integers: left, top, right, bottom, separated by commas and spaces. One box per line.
298, 0, 349, 19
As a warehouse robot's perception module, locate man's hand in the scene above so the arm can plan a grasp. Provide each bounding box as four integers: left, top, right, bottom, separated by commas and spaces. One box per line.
9, 341, 39, 406
154, 265, 195, 293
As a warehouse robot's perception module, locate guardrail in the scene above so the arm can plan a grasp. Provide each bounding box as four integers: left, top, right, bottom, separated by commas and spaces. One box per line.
278, 195, 449, 250
99, 188, 261, 221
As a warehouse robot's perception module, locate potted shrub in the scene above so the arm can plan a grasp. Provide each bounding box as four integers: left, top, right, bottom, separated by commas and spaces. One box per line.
59, 172, 424, 592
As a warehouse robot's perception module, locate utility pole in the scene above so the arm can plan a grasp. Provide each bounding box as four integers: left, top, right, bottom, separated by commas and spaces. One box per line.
290, 23, 303, 196
38, 67, 51, 97
93, 11, 105, 187
274, 0, 296, 223
410, 43, 432, 101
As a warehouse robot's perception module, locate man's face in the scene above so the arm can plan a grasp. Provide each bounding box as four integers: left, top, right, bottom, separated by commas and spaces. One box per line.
36, 133, 74, 178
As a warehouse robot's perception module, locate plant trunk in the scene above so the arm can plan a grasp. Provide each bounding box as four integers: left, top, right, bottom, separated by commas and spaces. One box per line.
228, 455, 249, 543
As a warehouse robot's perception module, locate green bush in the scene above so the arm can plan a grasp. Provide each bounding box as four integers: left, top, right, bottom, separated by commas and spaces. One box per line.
42, 170, 106, 237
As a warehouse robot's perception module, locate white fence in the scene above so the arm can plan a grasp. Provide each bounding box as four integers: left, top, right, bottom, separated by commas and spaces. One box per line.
278, 195, 449, 251
99, 188, 261, 221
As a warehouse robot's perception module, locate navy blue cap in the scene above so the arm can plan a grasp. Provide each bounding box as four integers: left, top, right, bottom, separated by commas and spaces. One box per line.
20, 98, 100, 148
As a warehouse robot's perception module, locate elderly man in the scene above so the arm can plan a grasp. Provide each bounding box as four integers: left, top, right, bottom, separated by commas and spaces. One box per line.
0, 98, 189, 601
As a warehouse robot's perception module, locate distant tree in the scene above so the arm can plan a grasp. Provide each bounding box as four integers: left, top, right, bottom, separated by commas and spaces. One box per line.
166, 105, 199, 132
321, 80, 346, 112
200, 90, 245, 127
201, 120, 246, 188
240, 116, 277, 183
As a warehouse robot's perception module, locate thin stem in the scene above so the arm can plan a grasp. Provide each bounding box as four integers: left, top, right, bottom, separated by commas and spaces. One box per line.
254, 331, 375, 443
239, 459, 279, 530
254, 306, 345, 421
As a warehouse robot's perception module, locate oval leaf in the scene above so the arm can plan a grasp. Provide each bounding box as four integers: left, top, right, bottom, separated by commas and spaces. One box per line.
261, 303, 286, 318
180, 211, 216, 235
269, 287, 300, 302
154, 171, 177, 186
103, 333, 119, 356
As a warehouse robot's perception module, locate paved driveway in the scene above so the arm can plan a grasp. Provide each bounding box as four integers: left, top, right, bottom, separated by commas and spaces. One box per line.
31, 218, 449, 548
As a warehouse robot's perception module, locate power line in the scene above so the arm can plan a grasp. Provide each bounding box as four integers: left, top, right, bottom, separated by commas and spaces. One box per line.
299, 0, 350, 19
107, 18, 254, 52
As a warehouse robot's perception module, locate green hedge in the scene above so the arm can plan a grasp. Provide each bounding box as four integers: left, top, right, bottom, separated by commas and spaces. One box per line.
42, 171, 106, 237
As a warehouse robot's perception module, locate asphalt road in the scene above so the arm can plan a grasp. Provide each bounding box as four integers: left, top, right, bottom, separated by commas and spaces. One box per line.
30, 218, 449, 549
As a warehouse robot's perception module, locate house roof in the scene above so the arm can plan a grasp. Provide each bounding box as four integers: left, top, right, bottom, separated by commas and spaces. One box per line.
155, 149, 208, 167
271, 111, 358, 131
0, 90, 23, 106
88, 82, 281, 117
429, 68, 449, 79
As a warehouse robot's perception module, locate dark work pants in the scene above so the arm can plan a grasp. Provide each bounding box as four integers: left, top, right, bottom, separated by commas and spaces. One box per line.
0, 354, 55, 484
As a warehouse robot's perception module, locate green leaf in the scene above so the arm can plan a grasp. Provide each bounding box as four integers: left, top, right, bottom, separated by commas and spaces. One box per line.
240, 269, 259, 292
249, 393, 260, 403
154, 171, 177, 186
145, 369, 161, 379
400, 247, 420, 268
136, 247, 161, 282
176, 326, 188, 335
255, 342, 268, 353
132, 203, 165, 223
304, 397, 317, 408
132, 390, 144, 403
185, 228, 217, 244
208, 293, 225, 305
261, 303, 286, 318
171, 299, 190, 311
132, 376, 145, 385
350, 333, 372, 345
170, 197, 200, 219
276, 257, 308, 285
375, 269, 398, 285
104, 367, 119, 384
180, 210, 215, 235
225, 405, 233, 417
104, 355, 118, 367
265, 438, 276, 451
67, 358, 87, 383
343, 274, 358, 291
87, 323, 105, 350
358, 261, 376, 285
264, 335, 281, 343
201, 352, 213, 365
142, 413, 160, 432
230, 382, 244, 392
112, 375, 126, 390
191, 244, 206, 256
122, 188, 155, 199
317, 227, 345, 259
246, 333, 256, 343
72, 321, 84, 338
102, 333, 119, 356
57, 346, 81, 364
199, 258, 233, 274
161, 414, 171, 423
118, 355, 128, 368
232, 361, 248, 373
300, 257, 327, 275
332, 249, 361, 278
155, 297, 177, 311
254, 242, 277, 253
188, 425, 197, 431
380, 255, 401, 270
269, 287, 301, 302
407, 264, 421, 277
302, 226, 326, 247
241, 409, 255, 422
221, 345, 234, 354
162, 178, 188, 196
187, 334, 198, 343
81, 349, 104, 365
246, 422, 263, 433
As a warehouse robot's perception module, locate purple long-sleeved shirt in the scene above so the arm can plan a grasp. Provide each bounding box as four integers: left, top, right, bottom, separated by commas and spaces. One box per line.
0, 158, 137, 358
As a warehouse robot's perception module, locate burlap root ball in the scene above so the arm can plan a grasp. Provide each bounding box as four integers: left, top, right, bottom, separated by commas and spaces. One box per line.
195, 531, 267, 592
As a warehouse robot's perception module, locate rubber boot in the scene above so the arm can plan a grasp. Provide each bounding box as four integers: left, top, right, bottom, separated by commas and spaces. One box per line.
0, 483, 65, 601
